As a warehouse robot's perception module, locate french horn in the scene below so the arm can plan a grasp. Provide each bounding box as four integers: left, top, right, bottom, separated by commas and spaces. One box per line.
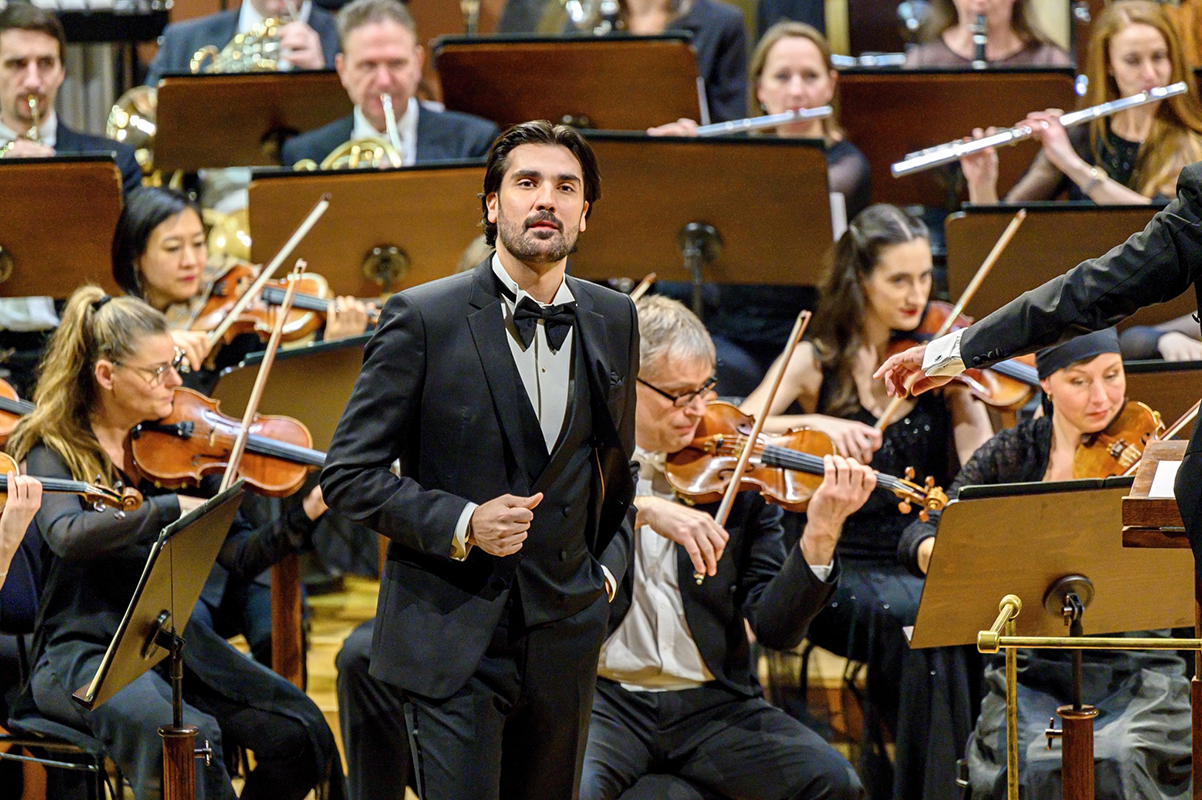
293, 94, 404, 170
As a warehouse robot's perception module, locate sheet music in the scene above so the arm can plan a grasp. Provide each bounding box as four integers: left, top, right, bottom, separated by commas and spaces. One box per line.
1149, 459, 1181, 499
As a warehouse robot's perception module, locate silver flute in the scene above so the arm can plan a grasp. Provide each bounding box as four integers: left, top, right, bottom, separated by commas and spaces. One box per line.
891, 82, 1187, 178
695, 105, 833, 137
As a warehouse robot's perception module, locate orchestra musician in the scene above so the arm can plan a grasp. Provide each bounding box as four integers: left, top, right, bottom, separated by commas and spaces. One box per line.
648, 22, 871, 397
581, 295, 866, 800
899, 329, 1191, 799
321, 120, 638, 800
961, 0, 1202, 205
902, 0, 1070, 68
9, 287, 341, 800
0, 5, 140, 195
145, 0, 339, 84
742, 204, 993, 800
111, 186, 371, 379
280, 0, 499, 169
0, 473, 39, 594
874, 162, 1202, 635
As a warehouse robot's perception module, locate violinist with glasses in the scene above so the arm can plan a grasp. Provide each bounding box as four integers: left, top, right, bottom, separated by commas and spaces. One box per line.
899, 329, 1191, 800
8, 287, 341, 800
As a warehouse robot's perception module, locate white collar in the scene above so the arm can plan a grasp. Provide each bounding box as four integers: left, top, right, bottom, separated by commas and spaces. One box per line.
634, 447, 668, 474
237, 0, 311, 33
351, 97, 419, 167
0, 110, 57, 148
490, 252, 574, 307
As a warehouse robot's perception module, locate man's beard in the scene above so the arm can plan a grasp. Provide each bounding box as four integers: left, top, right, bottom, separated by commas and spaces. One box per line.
497, 209, 578, 263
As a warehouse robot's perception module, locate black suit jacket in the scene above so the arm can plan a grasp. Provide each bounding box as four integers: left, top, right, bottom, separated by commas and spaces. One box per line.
953, 162, 1202, 579
55, 124, 141, 197
279, 104, 499, 167
321, 260, 638, 697
607, 492, 836, 695
145, 7, 339, 85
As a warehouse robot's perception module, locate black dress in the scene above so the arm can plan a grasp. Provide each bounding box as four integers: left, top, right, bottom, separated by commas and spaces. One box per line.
18, 444, 342, 800
899, 416, 1191, 800
803, 377, 981, 800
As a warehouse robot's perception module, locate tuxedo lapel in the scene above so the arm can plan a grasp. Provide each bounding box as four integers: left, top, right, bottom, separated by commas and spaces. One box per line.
567, 277, 622, 438
466, 264, 547, 491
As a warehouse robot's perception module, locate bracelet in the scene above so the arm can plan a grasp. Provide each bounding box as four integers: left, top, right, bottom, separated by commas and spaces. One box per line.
1082, 165, 1106, 195
0, 141, 13, 159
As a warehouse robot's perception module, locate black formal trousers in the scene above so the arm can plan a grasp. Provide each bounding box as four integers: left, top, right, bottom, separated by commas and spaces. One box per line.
582, 679, 861, 800
405, 592, 610, 800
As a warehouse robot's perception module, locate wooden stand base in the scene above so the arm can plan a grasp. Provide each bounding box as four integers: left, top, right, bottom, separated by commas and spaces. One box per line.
159, 724, 197, 800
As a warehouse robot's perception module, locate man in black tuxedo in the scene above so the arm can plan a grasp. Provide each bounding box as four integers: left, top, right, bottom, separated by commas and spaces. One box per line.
0, 5, 140, 196
321, 120, 638, 800
875, 161, 1202, 584
280, 0, 497, 169
582, 295, 865, 800
145, 0, 338, 84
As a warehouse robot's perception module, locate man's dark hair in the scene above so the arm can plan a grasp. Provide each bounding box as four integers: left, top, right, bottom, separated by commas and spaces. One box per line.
479, 120, 601, 247
336, 0, 417, 50
0, 3, 67, 62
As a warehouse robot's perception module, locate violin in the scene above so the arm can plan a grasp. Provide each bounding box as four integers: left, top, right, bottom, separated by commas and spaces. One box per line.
888, 301, 1040, 412
1072, 399, 1163, 479
0, 452, 142, 512
130, 387, 325, 498
192, 261, 380, 345
0, 379, 34, 446
666, 402, 948, 518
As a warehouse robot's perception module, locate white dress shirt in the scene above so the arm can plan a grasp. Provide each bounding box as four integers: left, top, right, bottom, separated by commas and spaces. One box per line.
598, 449, 835, 691
0, 113, 60, 332
351, 98, 420, 167
921, 329, 968, 377
450, 254, 576, 559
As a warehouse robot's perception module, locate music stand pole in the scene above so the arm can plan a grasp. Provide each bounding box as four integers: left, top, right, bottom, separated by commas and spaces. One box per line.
677, 222, 722, 319
1040, 580, 1097, 800
156, 622, 213, 800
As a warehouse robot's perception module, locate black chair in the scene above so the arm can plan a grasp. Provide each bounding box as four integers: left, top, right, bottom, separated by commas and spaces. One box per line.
0, 520, 116, 799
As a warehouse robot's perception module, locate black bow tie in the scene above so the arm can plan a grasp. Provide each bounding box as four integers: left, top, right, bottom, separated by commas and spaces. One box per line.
513, 295, 576, 352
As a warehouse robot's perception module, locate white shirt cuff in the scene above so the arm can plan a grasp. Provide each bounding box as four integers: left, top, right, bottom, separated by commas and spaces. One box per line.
601, 565, 617, 601
450, 502, 478, 561
809, 562, 834, 582
921, 329, 967, 378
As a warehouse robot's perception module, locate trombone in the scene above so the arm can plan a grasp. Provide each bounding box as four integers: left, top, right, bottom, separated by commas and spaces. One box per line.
695, 105, 833, 137
891, 82, 1188, 178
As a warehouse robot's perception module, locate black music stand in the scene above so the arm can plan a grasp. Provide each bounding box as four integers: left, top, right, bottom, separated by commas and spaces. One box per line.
432, 34, 703, 129
155, 72, 352, 171
836, 68, 1077, 207
0, 156, 124, 297
247, 163, 485, 296
944, 203, 1187, 330
71, 484, 245, 797
572, 132, 833, 315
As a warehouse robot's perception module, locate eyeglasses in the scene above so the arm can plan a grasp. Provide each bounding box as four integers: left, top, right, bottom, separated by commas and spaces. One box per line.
113, 349, 186, 387
637, 376, 717, 408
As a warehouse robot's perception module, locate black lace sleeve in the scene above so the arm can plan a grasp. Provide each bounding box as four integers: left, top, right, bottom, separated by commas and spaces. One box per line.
898, 417, 1052, 575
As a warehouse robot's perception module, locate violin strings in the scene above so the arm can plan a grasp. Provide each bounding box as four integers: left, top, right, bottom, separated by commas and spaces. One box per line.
706, 436, 911, 495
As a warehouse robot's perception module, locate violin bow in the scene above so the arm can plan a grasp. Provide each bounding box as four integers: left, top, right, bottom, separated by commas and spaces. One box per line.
205, 194, 330, 350
1119, 398, 1201, 477
629, 272, 657, 302
874, 208, 1027, 430
219, 261, 307, 493
695, 310, 812, 584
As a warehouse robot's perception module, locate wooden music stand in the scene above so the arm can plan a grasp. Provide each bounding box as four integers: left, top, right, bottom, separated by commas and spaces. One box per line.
155, 72, 352, 172
836, 69, 1077, 207
571, 133, 832, 310
1124, 361, 1202, 440
0, 156, 123, 297
433, 34, 702, 129
1123, 440, 1202, 800
945, 203, 1192, 329
72, 485, 245, 800
912, 479, 1198, 799
247, 164, 485, 296
212, 336, 370, 683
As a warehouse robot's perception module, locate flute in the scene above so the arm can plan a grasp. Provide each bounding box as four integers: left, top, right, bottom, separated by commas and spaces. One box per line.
891, 82, 1187, 178
695, 105, 832, 137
